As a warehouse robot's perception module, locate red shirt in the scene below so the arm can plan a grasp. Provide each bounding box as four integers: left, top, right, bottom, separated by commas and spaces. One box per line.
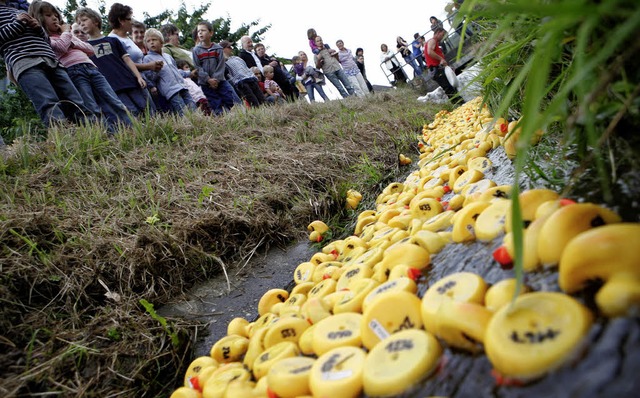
425, 38, 444, 68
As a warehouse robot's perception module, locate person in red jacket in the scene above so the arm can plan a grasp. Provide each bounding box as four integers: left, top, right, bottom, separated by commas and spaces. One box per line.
425, 27, 463, 106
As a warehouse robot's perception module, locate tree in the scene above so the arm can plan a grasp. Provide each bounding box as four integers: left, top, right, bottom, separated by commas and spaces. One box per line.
141, 1, 271, 50
61, 0, 271, 45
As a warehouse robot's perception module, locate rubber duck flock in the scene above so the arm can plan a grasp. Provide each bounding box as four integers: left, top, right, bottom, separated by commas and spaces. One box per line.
170, 96, 640, 398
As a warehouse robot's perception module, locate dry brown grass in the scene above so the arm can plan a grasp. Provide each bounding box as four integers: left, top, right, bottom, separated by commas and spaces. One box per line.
0, 89, 445, 397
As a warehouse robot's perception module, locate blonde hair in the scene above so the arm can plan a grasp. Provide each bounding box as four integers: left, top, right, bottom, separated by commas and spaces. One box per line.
262, 65, 274, 74
144, 28, 164, 43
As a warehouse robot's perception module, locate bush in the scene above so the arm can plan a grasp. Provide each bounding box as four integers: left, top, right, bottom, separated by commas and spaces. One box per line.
0, 86, 45, 145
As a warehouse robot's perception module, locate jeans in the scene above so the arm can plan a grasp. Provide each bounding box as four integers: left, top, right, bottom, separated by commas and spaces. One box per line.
17, 62, 94, 127
201, 80, 238, 115
304, 81, 329, 102
67, 63, 132, 129
324, 69, 355, 98
404, 56, 423, 77
118, 87, 155, 117
167, 89, 196, 116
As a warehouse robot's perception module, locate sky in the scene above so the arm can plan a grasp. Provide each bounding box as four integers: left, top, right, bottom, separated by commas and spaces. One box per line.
50, 0, 454, 88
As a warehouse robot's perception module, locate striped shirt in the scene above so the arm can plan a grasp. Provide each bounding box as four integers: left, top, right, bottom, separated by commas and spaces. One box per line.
224, 55, 256, 85
0, 5, 57, 72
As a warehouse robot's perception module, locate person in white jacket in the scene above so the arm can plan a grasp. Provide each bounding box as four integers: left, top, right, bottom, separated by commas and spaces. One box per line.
380, 43, 407, 86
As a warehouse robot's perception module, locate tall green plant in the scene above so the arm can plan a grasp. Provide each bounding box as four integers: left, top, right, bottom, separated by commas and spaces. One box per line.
462, 0, 640, 294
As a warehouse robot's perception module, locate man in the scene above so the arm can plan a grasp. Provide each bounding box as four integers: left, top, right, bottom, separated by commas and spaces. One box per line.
424, 27, 463, 106
314, 35, 354, 98
239, 35, 263, 72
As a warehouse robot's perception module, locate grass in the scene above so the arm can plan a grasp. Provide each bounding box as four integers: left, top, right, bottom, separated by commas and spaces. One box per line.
459, 0, 640, 294
0, 88, 440, 397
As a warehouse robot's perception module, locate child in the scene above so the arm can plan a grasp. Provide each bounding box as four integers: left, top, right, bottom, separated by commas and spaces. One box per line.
191, 21, 239, 115
307, 28, 330, 55
0, 0, 94, 128
142, 28, 195, 116
75, 7, 152, 117
176, 59, 211, 115
29, 1, 131, 131
251, 66, 275, 105
219, 39, 264, 108
262, 65, 285, 103
292, 55, 329, 103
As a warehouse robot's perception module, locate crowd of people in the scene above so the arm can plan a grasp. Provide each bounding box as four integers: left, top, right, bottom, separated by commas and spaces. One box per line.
0, 0, 463, 135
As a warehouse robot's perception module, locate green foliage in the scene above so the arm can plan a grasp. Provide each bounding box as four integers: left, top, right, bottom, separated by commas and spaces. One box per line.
139, 1, 271, 50
464, 0, 640, 296
0, 89, 44, 144
139, 299, 180, 347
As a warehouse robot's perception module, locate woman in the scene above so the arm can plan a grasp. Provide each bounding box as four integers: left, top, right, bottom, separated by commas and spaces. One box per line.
396, 36, 422, 78
107, 3, 159, 111
296, 51, 330, 103
380, 43, 407, 86
335, 39, 367, 97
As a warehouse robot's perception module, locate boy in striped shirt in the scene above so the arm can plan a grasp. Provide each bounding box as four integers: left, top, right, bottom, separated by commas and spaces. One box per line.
0, 0, 93, 127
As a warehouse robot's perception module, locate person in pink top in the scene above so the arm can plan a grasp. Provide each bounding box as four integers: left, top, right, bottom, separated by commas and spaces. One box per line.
30, 1, 131, 130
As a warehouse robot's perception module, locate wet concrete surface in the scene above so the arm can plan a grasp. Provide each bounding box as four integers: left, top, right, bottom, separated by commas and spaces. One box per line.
159, 241, 316, 357
160, 145, 640, 397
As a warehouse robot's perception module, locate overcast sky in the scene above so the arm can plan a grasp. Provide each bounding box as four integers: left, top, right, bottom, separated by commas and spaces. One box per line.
50, 0, 453, 88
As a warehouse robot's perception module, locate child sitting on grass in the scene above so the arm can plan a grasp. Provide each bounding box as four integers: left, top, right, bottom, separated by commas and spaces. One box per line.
262, 64, 285, 104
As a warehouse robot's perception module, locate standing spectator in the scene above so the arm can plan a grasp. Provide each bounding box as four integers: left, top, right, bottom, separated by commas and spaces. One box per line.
335, 39, 367, 97
107, 3, 161, 75
253, 43, 296, 102
32, 1, 131, 131
412, 33, 426, 71
396, 36, 422, 78
192, 21, 239, 115
219, 39, 264, 108
294, 52, 329, 103
355, 48, 374, 93
131, 20, 147, 55
142, 28, 195, 116
425, 27, 463, 105
75, 7, 152, 117
1, 0, 93, 128
314, 35, 354, 98
430, 16, 448, 53
380, 43, 407, 86
160, 23, 194, 68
